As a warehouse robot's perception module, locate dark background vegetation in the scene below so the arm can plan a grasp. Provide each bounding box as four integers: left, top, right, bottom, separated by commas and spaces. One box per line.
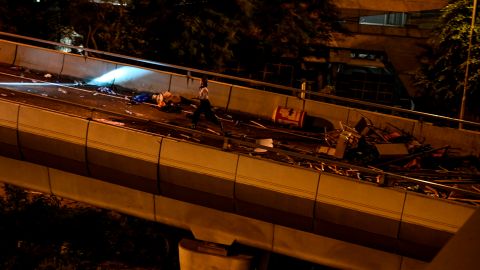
0, 184, 332, 270
0, 184, 188, 269
0, 0, 344, 73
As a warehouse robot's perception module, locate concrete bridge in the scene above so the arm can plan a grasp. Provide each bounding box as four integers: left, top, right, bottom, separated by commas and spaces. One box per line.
0, 32, 479, 270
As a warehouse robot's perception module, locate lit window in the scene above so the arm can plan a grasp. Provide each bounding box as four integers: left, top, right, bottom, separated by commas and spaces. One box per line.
359, 13, 407, 27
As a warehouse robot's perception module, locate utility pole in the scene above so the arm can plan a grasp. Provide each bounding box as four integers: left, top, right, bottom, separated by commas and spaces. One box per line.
459, 0, 478, 129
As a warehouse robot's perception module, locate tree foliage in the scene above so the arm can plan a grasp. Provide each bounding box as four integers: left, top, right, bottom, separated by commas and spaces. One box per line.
0, 184, 187, 269
0, 0, 343, 72
414, 0, 479, 118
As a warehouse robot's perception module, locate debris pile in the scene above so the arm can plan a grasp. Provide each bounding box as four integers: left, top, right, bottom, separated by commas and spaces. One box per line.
224, 113, 480, 205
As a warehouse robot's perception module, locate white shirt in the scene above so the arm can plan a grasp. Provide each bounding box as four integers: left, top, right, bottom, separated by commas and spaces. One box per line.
198, 87, 209, 100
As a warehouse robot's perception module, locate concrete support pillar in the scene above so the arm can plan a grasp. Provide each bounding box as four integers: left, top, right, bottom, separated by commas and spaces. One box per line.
426, 207, 480, 270
178, 238, 253, 270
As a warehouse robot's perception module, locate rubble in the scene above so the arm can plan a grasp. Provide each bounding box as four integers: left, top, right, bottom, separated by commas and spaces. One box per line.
96, 86, 117, 95
227, 114, 480, 205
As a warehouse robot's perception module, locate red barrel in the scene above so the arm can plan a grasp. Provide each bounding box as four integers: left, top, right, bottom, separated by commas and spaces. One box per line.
272, 106, 306, 128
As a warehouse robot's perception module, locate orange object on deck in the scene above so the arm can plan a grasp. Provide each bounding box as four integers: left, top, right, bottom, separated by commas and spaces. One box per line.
272, 106, 306, 128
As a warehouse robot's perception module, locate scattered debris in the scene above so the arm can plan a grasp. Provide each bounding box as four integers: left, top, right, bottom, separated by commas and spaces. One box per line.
206, 128, 221, 136
272, 106, 306, 128
250, 120, 267, 129
97, 86, 117, 95
254, 138, 273, 153
95, 119, 124, 126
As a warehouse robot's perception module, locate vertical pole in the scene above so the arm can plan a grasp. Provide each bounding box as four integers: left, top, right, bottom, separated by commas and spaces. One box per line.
300, 80, 306, 99
459, 0, 478, 129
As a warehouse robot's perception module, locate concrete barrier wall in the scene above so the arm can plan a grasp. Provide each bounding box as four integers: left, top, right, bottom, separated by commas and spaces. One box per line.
414, 122, 480, 154
61, 54, 117, 83
14, 45, 64, 74
315, 173, 405, 239
347, 108, 417, 135
159, 138, 238, 211
0, 40, 17, 65
0, 156, 51, 194
49, 168, 156, 221
169, 74, 199, 97
400, 192, 475, 250
155, 195, 274, 248
17, 106, 89, 175
304, 99, 350, 129
272, 226, 417, 270
235, 155, 319, 230
111, 64, 171, 92
0, 100, 20, 158
285, 96, 306, 112
86, 121, 162, 193
229, 86, 288, 119
206, 80, 231, 109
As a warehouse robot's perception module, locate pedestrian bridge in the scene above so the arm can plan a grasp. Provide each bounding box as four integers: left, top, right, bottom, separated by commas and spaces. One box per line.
0, 32, 479, 270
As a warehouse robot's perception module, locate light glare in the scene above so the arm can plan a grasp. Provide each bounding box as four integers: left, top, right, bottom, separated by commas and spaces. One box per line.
89, 66, 152, 85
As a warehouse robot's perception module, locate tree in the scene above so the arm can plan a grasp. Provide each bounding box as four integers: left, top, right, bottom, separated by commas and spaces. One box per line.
1, 0, 344, 77
67, 0, 147, 56
414, 0, 479, 119
166, 0, 344, 71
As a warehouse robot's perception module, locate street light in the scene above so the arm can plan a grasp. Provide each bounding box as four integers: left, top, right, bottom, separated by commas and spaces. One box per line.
459, 0, 478, 129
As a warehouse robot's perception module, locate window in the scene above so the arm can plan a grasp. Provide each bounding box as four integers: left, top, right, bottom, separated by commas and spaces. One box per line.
359, 13, 407, 27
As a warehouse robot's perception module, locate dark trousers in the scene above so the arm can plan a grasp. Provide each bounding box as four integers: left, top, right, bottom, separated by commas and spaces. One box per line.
192, 99, 221, 126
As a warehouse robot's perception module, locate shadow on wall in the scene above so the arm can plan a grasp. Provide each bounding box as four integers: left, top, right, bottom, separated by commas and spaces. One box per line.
304, 115, 335, 132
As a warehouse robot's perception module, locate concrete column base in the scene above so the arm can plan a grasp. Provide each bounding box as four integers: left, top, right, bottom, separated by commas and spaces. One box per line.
179, 238, 253, 270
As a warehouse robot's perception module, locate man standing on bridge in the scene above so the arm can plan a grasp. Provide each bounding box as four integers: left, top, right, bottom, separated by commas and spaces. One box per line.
190, 77, 224, 133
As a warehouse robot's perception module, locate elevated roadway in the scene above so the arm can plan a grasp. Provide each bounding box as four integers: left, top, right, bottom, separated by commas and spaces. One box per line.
0, 33, 479, 269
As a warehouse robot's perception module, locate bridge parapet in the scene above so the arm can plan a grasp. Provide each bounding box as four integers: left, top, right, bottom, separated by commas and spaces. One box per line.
0, 98, 476, 263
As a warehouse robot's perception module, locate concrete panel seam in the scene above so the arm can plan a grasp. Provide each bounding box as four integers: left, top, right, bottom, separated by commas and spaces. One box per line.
397, 192, 408, 240
59, 54, 65, 76
226, 85, 233, 111
112, 64, 118, 87
168, 74, 172, 91
85, 120, 92, 177
156, 138, 163, 195
233, 153, 240, 212
270, 224, 276, 252
12, 43, 18, 66
312, 173, 321, 228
